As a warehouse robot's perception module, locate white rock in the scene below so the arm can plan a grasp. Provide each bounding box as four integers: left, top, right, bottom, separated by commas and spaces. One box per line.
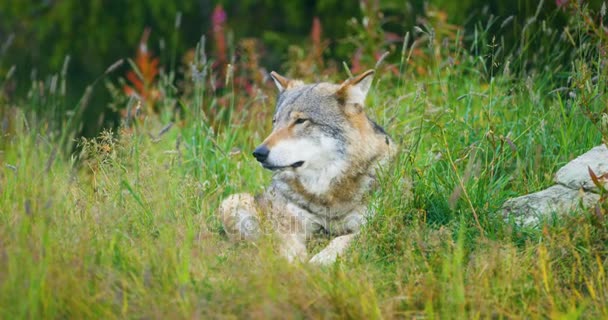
502, 185, 599, 225
555, 144, 608, 193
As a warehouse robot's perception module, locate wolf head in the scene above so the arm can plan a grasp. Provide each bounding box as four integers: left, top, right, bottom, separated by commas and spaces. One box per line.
252, 70, 393, 195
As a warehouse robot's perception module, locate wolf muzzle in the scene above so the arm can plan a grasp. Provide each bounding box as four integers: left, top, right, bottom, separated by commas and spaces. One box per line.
252, 145, 270, 163
252, 144, 305, 170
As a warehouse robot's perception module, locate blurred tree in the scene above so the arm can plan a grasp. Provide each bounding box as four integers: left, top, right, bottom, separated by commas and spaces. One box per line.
1, 0, 603, 137
0, 0, 201, 83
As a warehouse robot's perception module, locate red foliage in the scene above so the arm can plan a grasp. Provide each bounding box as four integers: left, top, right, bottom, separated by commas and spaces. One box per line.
123, 28, 160, 110
310, 17, 325, 66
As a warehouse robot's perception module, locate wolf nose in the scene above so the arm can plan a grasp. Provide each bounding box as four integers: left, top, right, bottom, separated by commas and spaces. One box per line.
252, 145, 270, 162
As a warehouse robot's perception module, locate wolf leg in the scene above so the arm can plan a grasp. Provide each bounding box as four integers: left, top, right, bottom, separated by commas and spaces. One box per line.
309, 233, 356, 265
278, 232, 308, 263
219, 193, 261, 241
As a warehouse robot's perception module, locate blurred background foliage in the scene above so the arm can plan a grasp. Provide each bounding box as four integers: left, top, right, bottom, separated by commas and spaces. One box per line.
0, 0, 604, 138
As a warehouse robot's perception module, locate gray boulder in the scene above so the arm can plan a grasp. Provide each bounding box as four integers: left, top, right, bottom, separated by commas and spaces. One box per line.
503, 144, 606, 226
503, 185, 600, 225
555, 144, 608, 192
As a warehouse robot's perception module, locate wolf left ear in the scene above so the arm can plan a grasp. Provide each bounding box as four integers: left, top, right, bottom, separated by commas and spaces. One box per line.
270, 71, 293, 92
336, 69, 375, 106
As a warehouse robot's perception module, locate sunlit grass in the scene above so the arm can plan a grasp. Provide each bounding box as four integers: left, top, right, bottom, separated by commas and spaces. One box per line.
1, 6, 607, 318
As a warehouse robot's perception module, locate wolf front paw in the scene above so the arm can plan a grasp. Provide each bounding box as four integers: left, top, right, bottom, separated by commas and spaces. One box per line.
219, 193, 260, 241
308, 233, 356, 266
309, 250, 339, 266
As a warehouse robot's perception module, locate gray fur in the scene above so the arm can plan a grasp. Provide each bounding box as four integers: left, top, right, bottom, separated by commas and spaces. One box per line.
219, 70, 396, 265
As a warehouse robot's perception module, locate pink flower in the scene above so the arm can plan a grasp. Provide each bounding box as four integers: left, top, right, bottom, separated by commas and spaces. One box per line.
212, 5, 227, 30
311, 17, 322, 47
212, 5, 227, 65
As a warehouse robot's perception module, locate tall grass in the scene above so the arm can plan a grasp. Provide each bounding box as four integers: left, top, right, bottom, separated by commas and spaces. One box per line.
1, 3, 607, 319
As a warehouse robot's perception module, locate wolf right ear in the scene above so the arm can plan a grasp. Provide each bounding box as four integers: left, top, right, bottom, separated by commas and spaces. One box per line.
336, 69, 375, 106
270, 71, 294, 92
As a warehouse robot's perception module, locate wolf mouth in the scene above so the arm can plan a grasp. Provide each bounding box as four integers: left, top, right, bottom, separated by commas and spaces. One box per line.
262, 161, 305, 171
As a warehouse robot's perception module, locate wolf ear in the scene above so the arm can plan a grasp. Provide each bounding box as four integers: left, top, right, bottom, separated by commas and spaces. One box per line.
270, 71, 292, 92
336, 69, 375, 106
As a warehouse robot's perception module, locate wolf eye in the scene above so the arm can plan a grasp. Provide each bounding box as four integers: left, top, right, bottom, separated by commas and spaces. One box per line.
294, 118, 308, 125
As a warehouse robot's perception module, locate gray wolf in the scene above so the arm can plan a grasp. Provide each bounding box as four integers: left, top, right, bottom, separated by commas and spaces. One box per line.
219, 69, 396, 265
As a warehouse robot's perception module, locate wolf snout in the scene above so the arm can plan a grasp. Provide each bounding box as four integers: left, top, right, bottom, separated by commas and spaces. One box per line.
252, 145, 270, 163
